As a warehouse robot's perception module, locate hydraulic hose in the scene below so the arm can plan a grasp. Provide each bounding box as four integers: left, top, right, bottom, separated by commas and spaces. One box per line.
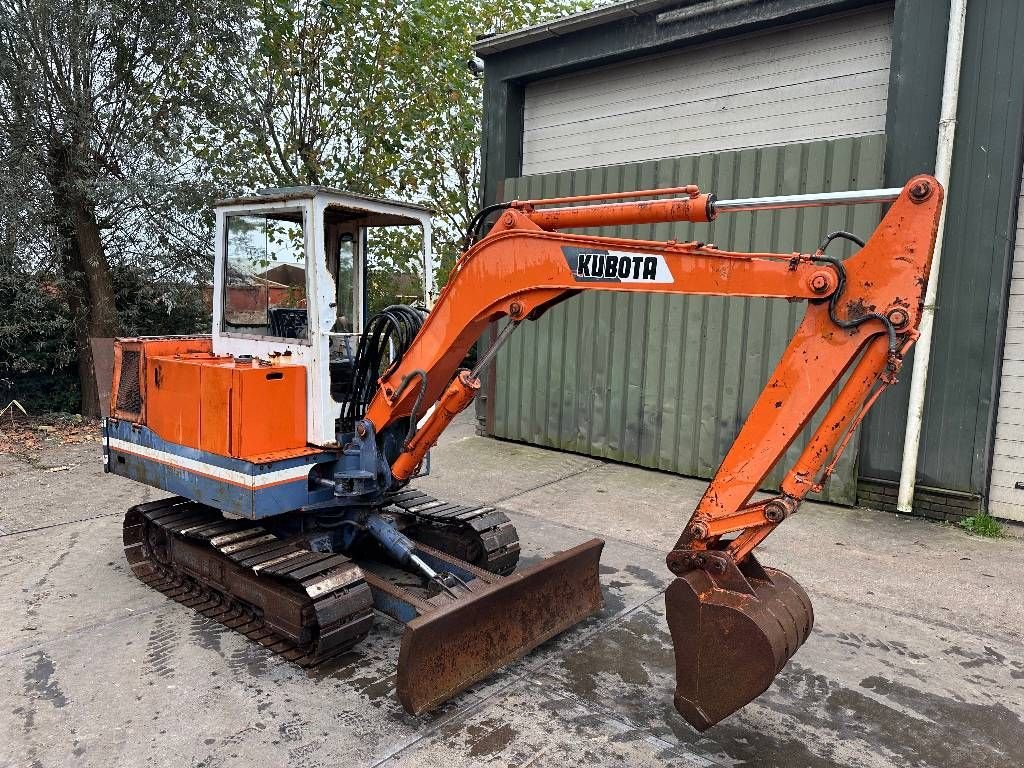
342, 305, 425, 430
813, 231, 898, 360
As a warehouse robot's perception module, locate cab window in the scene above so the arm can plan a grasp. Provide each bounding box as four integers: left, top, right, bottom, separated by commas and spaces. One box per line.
223, 211, 307, 339
365, 225, 426, 317
333, 233, 356, 333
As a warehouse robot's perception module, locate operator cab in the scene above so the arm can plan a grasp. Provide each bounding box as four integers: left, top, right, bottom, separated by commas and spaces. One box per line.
212, 186, 433, 446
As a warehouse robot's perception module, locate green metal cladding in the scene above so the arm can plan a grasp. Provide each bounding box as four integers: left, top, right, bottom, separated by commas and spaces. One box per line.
491, 135, 886, 504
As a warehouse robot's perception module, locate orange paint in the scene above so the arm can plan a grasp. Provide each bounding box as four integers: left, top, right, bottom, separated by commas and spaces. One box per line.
510, 184, 700, 207
111, 341, 308, 461
391, 370, 479, 481
110, 337, 212, 422
370, 176, 944, 562
229, 363, 306, 459
146, 356, 203, 448
199, 363, 234, 455
520, 193, 714, 231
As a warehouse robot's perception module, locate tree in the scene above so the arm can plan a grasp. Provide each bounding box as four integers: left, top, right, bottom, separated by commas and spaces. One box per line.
192, 0, 589, 300
0, 0, 591, 415
0, 0, 214, 416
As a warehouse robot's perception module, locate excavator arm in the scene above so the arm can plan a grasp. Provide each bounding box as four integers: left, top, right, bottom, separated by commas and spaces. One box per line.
364, 175, 944, 729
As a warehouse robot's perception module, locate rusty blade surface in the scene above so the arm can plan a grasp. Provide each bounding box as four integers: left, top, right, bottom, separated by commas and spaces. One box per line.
665, 562, 813, 731
397, 538, 604, 714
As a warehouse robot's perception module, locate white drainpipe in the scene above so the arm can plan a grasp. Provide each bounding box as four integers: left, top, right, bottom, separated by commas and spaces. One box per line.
897, 0, 969, 513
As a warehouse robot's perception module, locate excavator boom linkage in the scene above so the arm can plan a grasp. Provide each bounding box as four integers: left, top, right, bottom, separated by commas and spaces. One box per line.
367, 176, 943, 728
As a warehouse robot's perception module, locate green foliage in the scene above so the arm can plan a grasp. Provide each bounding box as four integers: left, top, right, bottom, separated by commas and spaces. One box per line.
0, 0, 220, 412
112, 266, 211, 338
365, 226, 426, 315
0, 0, 590, 411
0, 255, 79, 412
958, 514, 1004, 538
0, 254, 209, 412
190, 0, 590, 288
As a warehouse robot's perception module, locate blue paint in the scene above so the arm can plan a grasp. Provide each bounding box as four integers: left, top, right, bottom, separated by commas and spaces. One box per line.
103, 419, 338, 518
365, 513, 419, 565
371, 586, 421, 623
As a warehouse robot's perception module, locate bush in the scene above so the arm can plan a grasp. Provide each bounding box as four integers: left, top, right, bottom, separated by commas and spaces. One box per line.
112, 264, 210, 337
0, 261, 78, 412
0, 259, 210, 414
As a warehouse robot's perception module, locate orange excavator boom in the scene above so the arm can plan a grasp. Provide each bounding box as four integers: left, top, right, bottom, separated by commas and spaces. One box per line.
364, 175, 944, 729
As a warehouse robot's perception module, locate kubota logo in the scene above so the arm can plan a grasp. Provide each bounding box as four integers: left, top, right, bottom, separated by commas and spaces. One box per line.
562, 246, 672, 283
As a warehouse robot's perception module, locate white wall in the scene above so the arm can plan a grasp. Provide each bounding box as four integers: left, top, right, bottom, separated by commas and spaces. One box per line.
989, 168, 1024, 522
521, 6, 893, 175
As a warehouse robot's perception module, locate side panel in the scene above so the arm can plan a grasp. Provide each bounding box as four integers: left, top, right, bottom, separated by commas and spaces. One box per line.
200, 364, 233, 456
232, 365, 307, 459
110, 336, 211, 423
146, 357, 202, 448
104, 419, 335, 518
114, 341, 309, 461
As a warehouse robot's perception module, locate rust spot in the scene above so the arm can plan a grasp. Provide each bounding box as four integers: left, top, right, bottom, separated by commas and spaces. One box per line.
846, 298, 876, 321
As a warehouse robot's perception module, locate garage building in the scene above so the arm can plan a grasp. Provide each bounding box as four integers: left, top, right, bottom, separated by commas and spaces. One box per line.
473, 0, 1024, 520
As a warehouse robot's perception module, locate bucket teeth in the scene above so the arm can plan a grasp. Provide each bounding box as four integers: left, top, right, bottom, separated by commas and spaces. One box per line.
665, 557, 813, 731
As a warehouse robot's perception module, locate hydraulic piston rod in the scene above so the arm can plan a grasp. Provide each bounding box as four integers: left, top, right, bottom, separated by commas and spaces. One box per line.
712, 187, 903, 213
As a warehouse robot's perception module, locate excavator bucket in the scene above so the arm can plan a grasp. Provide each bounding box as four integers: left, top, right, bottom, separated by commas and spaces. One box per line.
665, 555, 813, 731
395, 538, 604, 714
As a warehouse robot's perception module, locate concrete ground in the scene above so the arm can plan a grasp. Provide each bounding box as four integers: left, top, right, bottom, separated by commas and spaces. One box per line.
2, 414, 1024, 768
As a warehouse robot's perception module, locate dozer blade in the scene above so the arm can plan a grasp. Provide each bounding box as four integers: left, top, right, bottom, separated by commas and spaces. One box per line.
396, 538, 604, 714
665, 556, 813, 731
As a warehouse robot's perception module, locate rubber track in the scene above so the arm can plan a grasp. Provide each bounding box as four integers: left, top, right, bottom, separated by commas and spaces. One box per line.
123, 497, 374, 666
385, 490, 520, 576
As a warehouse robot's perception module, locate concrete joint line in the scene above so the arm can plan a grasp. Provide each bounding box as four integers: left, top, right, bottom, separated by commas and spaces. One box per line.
0, 601, 171, 660
498, 503, 668, 555
490, 460, 605, 506
517, 673, 725, 768
805, 588, 1024, 644
0, 511, 124, 538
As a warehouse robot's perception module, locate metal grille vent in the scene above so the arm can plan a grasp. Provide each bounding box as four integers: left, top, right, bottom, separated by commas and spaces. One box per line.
115, 349, 142, 417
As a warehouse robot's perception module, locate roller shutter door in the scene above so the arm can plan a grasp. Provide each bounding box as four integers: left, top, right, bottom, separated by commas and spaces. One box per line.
521, 5, 893, 175
989, 167, 1024, 522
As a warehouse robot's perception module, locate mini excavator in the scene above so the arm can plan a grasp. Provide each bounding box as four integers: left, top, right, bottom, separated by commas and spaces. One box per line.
105, 176, 942, 729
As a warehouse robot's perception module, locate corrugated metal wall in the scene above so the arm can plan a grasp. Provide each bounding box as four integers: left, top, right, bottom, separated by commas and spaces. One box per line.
491, 135, 886, 504
521, 6, 892, 175
864, 0, 1024, 499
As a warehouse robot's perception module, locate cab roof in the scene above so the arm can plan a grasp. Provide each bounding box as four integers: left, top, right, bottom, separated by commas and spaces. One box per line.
214, 186, 433, 227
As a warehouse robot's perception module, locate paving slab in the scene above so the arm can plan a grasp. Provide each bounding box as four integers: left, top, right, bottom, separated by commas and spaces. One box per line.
0, 514, 165, 652
387, 678, 718, 768
507, 457, 1024, 637
410, 435, 602, 507
2, 414, 1024, 767
0, 485, 679, 767
0, 439, 154, 534
524, 594, 1024, 768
